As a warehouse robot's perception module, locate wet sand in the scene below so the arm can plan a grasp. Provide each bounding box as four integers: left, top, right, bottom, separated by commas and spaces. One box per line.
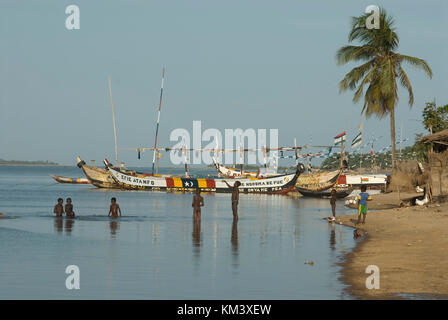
338, 200, 448, 299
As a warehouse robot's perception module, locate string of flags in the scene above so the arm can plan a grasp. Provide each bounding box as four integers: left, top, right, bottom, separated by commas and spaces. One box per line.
126, 127, 409, 162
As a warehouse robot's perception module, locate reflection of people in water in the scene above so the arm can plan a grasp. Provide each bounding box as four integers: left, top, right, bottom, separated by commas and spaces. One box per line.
231, 218, 238, 254
109, 220, 119, 238
65, 198, 75, 218
192, 217, 201, 247
108, 197, 122, 218
53, 198, 64, 217
224, 181, 241, 220
54, 217, 63, 233
64, 218, 74, 234
330, 225, 336, 250
192, 189, 204, 219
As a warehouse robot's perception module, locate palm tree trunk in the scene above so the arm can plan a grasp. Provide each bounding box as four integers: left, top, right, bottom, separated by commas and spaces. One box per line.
390, 108, 396, 168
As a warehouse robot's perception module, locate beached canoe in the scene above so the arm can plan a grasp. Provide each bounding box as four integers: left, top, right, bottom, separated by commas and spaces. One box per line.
107, 162, 305, 194
51, 174, 90, 184
296, 186, 353, 199
295, 169, 341, 191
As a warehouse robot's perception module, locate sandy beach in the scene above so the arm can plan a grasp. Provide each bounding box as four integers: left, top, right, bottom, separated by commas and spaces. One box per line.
338, 195, 448, 299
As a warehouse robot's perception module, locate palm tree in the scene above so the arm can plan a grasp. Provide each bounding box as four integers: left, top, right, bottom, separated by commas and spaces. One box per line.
336, 8, 432, 168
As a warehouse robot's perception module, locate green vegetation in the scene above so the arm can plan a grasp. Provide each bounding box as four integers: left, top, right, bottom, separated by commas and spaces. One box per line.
0, 159, 58, 166
422, 101, 448, 134
337, 7, 432, 168
321, 146, 421, 170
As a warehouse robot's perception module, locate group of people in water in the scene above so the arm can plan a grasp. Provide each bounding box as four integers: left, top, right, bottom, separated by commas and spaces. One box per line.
53, 197, 76, 217
53, 197, 122, 218
192, 181, 241, 221
53, 181, 370, 227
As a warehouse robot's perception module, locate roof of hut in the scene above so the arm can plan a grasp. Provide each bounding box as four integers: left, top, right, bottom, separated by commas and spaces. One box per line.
420, 129, 448, 146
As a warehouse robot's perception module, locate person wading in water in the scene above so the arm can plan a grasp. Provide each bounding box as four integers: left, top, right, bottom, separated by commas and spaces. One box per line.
192, 189, 204, 220
224, 181, 241, 220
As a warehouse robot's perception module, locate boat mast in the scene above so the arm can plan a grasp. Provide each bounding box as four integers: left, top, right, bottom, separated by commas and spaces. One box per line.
152, 68, 165, 175
108, 76, 119, 165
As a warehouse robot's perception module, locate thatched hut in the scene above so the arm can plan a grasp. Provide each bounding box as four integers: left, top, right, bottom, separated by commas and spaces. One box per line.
420, 129, 448, 152
420, 129, 448, 199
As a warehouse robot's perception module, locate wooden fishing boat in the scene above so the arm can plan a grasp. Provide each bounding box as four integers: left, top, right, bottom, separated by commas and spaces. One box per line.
107, 162, 305, 194
77, 157, 172, 189
295, 169, 341, 190
212, 157, 278, 178
296, 186, 353, 199
51, 174, 90, 184
77, 157, 118, 188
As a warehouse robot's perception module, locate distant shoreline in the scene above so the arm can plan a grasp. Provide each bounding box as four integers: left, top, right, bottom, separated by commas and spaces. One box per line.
0, 163, 62, 167
0, 159, 59, 166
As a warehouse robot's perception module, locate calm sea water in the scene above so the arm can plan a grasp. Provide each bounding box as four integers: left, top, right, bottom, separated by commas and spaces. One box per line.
0, 166, 357, 299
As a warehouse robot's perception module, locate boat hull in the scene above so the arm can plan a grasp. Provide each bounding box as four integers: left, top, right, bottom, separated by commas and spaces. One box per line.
108, 165, 304, 194
295, 169, 341, 191
51, 174, 90, 184
296, 186, 353, 199
77, 157, 119, 188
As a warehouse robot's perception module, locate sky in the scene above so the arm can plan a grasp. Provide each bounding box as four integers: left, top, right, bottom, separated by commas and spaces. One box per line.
1, 0, 447, 166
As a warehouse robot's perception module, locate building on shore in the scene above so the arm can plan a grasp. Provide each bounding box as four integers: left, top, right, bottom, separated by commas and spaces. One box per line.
420, 129, 448, 199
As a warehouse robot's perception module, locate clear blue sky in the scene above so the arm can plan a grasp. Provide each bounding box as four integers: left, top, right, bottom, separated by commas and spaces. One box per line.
1, 0, 447, 166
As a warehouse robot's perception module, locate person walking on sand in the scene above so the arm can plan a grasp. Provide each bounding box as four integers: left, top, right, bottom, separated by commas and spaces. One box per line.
224, 181, 241, 220
329, 189, 337, 220
356, 185, 372, 224
53, 198, 64, 217
108, 197, 122, 218
192, 189, 204, 220
65, 198, 75, 218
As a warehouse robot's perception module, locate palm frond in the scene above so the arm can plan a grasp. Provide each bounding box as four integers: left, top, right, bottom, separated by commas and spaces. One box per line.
398, 54, 433, 78
396, 64, 414, 105
339, 60, 376, 92
336, 45, 377, 65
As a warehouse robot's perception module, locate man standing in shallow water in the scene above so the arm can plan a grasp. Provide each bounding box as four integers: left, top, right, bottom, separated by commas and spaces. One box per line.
192, 189, 204, 220
224, 181, 241, 220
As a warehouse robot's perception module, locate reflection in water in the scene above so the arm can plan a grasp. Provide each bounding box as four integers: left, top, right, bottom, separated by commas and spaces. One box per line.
330, 224, 336, 251
192, 218, 201, 252
109, 219, 120, 239
64, 218, 75, 235
231, 219, 239, 268
152, 223, 160, 245
54, 217, 63, 233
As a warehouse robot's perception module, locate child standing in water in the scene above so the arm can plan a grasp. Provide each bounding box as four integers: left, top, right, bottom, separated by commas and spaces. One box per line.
357, 185, 372, 224
192, 189, 204, 219
65, 198, 75, 218
108, 197, 122, 218
53, 198, 64, 217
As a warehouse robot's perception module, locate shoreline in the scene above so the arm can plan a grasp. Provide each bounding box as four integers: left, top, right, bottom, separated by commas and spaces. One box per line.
0, 164, 61, 167
337, 199, 448, 299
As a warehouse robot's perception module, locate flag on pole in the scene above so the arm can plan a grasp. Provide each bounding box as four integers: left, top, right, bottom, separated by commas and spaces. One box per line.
334, 131, 347, 145
351, 132, 362, 148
